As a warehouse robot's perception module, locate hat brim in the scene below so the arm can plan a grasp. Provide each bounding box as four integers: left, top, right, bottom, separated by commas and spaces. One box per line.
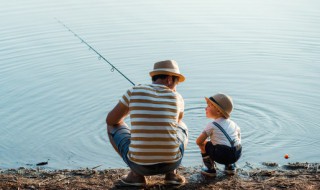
149, 71, 185, 82
205, 97, 230, 118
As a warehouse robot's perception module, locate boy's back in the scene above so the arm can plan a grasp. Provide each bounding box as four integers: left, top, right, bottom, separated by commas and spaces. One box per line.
204, 118, 241, 147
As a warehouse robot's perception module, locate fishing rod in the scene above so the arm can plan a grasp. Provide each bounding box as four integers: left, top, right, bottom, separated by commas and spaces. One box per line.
55, 18, 135, 86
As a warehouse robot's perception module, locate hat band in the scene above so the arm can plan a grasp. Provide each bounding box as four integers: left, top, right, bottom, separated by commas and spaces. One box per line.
209, 97, 222, 108
153, 68, 180, 74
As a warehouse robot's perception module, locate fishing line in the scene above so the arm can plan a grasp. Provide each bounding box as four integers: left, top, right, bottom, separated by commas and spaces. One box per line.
55, 18, 135, 86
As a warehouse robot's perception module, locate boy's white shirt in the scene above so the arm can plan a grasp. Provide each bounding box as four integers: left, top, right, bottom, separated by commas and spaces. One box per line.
203, 117, 241, 147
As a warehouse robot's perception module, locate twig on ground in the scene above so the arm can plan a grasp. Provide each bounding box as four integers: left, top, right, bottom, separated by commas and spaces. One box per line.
92, 165, 102, 170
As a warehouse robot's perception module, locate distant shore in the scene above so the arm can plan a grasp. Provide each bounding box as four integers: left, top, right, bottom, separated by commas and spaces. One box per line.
1, 162, 319, 189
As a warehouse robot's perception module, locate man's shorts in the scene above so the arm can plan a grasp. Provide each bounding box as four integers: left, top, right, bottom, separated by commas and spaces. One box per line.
205, 141, 242, 165
110, 124, 188, 176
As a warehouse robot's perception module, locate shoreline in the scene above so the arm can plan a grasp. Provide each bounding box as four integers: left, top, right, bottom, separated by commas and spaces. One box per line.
1, 162, 319, 189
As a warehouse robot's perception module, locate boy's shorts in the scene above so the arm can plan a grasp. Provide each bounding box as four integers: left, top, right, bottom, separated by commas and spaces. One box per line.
110, 124, 188, 176
205, 141, 242, 165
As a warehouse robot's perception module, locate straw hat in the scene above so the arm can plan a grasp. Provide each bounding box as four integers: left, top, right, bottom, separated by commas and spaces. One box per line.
205, 93, 233, 118
149, 60, 185, 82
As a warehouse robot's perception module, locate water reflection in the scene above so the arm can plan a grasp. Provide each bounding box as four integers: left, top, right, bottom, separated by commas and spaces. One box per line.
0, 0, 319, 169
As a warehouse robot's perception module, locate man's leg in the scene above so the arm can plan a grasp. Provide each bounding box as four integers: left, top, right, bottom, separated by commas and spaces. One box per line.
107, 122, 128, 156
177, 121, 188, 149
107, 123, 147, 186
163, 122, 188, 185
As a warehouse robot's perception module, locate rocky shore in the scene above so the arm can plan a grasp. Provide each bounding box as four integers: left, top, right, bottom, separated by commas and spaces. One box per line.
1, 162, 319, 189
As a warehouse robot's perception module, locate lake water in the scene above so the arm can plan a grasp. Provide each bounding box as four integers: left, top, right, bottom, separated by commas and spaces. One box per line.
1, 0, 319, 170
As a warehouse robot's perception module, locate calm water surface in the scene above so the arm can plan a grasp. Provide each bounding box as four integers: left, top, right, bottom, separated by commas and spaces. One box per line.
1, 0, 320, 169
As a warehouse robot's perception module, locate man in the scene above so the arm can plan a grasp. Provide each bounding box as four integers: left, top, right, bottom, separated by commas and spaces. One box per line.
106, 60, 188, 187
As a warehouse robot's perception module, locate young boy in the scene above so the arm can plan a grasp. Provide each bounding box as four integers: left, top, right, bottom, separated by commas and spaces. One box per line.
196, 93, 242, 176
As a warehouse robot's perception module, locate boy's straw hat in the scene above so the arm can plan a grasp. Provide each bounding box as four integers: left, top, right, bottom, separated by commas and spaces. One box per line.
205, 93, 233, 118
149, 60, 185, 82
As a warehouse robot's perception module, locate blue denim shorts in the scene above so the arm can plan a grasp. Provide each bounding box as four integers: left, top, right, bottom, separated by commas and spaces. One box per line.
110, 124, 187, 176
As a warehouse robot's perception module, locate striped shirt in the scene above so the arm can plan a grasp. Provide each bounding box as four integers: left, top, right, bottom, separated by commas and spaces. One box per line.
120, 84, 184, 165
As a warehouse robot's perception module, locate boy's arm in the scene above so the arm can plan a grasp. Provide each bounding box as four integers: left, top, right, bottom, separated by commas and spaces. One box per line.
237, 126, 241, 140
196, 132, 208, 153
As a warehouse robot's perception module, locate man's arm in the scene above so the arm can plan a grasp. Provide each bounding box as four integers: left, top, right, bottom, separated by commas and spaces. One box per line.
106, 101, 129, 126
178, 112, 184, 123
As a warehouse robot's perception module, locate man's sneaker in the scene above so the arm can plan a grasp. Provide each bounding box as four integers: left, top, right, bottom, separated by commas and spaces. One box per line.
225, 164, 236, 175
201, 167, 217, 177
118, 171, 147, 187
164, 170, 186, 185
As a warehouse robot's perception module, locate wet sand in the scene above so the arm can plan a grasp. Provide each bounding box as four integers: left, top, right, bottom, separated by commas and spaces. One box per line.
1, 162, 319, 189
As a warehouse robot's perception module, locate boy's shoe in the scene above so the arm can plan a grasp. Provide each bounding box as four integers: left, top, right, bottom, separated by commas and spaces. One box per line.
201, 167, 217, 177
164, 170, 186, 185
201, 154, 217, 177
201, 168, 217, 177
225, 164, 237, 175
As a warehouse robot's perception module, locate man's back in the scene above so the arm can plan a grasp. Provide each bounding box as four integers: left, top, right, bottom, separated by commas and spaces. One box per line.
120, 84, 184, 165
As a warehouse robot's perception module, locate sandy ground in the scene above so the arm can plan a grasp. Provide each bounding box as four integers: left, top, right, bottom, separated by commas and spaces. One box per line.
1, 162, 319, 190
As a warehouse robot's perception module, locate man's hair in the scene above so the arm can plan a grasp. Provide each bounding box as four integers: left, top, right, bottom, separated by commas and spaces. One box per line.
152, 75, 179, 82
152, 74, 168, 82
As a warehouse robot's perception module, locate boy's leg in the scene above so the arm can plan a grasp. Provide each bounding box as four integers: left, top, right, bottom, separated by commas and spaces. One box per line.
201, 142, 217, 177
225, 145, 242, 175
202, 152, 214, 169
224, 163, 237, 175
